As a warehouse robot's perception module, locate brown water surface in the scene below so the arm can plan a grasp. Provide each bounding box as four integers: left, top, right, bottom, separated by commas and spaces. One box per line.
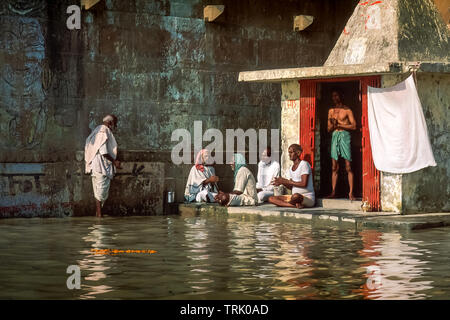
0, 215, 449, 299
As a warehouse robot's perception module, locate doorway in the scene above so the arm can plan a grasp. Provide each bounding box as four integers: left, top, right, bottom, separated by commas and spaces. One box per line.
317, 81, 362, 199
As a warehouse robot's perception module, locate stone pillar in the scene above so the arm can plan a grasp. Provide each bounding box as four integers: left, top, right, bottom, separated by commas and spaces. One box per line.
280, 81, 300, 177
380, 172, 402, 212
379, 74, 408, 213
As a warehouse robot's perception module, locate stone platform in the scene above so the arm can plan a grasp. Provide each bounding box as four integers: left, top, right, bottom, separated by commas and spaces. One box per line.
178, 202, 450, 231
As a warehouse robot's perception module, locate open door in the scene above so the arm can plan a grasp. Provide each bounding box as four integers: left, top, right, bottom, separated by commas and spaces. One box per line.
361, 76, 381, 211
299, 80, 316, 168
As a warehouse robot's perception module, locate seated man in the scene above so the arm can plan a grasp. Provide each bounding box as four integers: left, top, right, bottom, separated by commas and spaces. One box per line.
256, 147, 280, 203
268, 144, 315, 209
215, 153, 258, 206
184, 149, 219, 203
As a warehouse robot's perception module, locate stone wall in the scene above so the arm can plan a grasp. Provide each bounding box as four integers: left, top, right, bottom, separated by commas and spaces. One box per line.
379, 74, 407, 213
280, 81, 300, 178
401, 72, 450, 213
0, 0, 356, 217
380, 72, 449, 214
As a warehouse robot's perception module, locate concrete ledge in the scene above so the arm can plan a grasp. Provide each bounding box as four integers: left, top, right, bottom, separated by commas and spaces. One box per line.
359, 213, 450, 231
238, 61, 450, 83
238, 63, 398, 83
178, 203, 450, 231
317, 198, 362, 211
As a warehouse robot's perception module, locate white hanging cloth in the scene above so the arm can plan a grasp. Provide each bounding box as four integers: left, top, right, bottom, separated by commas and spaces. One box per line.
367, 74, 436, 174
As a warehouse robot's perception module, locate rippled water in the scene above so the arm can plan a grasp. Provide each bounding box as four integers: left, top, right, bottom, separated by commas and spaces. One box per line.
0, 215, 449, 300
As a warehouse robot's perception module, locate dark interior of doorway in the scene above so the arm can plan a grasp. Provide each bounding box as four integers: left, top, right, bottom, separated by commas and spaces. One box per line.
317, 81, 362, 199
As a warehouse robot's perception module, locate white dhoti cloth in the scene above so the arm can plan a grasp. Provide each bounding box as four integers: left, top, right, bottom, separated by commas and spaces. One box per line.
228, 193, 256, 206
195, 190, 218, 203
257, 190, 274, 203
91, 172, 111, 205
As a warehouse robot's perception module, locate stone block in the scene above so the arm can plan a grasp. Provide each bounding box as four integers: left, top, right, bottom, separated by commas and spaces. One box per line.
204, 5, 224, 22
293, 15, 314, 31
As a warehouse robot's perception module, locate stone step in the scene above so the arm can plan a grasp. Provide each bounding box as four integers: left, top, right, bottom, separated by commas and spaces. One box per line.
316, 198, 362, 211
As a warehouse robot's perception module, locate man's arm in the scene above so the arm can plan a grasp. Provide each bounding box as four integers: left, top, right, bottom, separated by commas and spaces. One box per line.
336, 109, 356, 130
202, 176, 219, 185
275, 175, 308, 189
232, 169, 245, 195
289, 174, 309, 188
103, 154, 122, 169
327, 109, 336, 132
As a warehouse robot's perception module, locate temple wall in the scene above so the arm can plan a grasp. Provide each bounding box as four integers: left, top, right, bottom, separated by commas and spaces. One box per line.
0, 0, 355, 217
401, 73, 450, 213
380, 72, 449, 214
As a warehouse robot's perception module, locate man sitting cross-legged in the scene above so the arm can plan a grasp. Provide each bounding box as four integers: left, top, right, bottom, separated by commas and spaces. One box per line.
268, 144, 315, 209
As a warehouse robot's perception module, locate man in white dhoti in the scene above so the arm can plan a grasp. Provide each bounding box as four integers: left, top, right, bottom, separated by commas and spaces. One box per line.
84, 114, 121, 217
256, 147, 280, 203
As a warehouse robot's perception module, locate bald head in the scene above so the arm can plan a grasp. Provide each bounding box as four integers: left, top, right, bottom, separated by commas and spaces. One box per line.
103, 114, 118, 130
289, 144, 302, 153
288, 144, 303, 162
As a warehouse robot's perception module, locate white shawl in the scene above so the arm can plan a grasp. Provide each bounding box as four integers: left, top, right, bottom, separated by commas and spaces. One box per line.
84, 124, 118, 174
184, 165, 217, 202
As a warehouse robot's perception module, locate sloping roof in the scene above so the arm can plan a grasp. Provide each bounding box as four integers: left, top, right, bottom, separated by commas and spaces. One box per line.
325, 0, 449, 66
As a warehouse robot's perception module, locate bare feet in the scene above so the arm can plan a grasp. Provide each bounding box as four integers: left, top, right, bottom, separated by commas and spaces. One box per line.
349, 193, 356, 201
326, 192, 336, 199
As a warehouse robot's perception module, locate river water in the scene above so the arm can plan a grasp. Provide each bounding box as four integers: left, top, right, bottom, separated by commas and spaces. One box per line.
0, 215, 449, 299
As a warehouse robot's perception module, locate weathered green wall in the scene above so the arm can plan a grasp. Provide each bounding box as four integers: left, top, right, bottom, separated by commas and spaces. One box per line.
0, 0, 356, 216
401, 73, 450, 213
380, 72, 449, 214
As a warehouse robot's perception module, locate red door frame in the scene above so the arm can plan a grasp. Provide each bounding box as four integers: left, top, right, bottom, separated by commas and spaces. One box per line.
299, 80, 316, 169
299, 76, 381, 210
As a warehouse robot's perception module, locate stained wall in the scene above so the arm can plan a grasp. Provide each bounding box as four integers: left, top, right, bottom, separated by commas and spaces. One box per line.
0, 0, 357, 216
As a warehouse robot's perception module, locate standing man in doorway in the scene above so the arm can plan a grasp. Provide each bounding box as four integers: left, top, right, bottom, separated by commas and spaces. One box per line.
327, 89, 356, 201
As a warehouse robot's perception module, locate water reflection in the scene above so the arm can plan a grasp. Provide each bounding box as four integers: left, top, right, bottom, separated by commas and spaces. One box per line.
272, 226, 315, 299
0, 216, 449, 299
78, 223, 114, 299
357, 231, 433, 300
184, 218, 212, 293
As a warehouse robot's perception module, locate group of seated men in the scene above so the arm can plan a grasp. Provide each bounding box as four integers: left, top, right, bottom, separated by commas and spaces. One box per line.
184, 144, 315, 209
